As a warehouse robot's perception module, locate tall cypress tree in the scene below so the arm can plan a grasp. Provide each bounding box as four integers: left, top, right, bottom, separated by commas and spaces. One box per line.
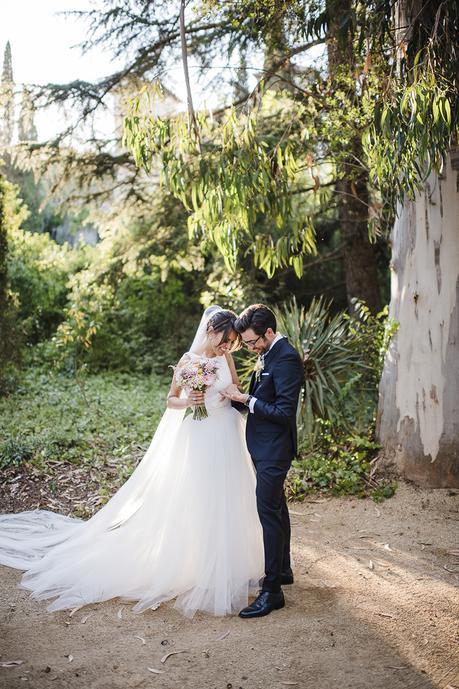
0, 41, 15, 148
18, 87, 37, 142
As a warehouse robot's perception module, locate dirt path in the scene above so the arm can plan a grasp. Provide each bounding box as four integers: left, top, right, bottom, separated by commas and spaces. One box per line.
1, 482, 458, 689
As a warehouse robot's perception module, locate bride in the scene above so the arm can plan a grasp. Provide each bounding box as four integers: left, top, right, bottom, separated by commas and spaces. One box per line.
0, 306, 264, 617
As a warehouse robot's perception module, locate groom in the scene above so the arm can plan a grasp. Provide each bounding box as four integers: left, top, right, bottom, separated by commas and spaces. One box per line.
222, 304, 304, 618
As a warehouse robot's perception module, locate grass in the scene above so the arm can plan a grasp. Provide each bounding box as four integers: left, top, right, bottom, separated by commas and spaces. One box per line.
0, 367, 169, 515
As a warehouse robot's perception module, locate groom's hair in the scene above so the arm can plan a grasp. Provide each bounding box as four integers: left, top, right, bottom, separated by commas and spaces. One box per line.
234, 304, 276, 335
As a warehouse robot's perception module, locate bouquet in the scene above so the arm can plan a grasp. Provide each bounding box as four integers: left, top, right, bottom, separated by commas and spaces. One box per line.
174, 356, 219, 420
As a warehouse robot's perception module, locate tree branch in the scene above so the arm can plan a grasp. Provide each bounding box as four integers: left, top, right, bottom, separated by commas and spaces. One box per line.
179, 0, 201, 151
212, 38, 327, 116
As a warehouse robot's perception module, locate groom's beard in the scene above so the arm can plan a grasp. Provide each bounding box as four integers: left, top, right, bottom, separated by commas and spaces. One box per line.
256, 342, 272, 356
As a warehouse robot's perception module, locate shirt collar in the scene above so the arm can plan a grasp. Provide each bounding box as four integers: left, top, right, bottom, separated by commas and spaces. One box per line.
263, 333, 285, 358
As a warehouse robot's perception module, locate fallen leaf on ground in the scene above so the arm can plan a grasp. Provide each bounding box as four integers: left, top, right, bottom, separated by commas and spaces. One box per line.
0, 661, 23, 667
148, 667, 165, 674
160, 650, 189, 664
216, 630, 230, 641
443, 564, 459, 573
69, 607, 82, 617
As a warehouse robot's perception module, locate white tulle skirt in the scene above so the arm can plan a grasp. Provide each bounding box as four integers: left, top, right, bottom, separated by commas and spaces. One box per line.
0, 405, 264, 617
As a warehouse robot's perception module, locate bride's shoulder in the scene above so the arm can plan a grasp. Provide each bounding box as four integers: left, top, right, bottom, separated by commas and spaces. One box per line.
175, 351, 203, 367
175, 352, 193, 367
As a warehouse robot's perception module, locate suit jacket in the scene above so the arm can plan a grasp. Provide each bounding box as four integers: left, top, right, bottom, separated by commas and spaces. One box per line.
235, 337, 304, 464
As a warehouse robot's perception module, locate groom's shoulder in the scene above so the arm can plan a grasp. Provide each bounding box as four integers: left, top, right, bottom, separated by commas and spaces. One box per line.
279, 337, 301, 357
277, 338, 303, 365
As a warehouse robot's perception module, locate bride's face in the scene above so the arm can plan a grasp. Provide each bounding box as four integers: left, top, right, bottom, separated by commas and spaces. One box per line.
207, 328, 238, 356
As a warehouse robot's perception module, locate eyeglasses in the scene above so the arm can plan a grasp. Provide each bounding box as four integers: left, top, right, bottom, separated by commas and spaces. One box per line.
241, 332, 266, 348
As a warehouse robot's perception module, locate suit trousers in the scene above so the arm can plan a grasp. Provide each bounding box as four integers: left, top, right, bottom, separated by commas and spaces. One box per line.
253, 458, 292, 593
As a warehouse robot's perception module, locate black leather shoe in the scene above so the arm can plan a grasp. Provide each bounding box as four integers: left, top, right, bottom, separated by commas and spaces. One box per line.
239, 590, 285, 618
281, 568, 294, 585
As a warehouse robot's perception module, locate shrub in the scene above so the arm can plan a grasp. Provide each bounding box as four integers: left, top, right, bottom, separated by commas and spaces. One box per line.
286, 420, 380, 499
8, 226, 78, 344
53, 268, 203, 374
0, 175, 27, 394
0, 435, 35, 470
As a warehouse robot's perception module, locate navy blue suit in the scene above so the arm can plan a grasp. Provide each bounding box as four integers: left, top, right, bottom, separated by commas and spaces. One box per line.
236, 337, 304, 593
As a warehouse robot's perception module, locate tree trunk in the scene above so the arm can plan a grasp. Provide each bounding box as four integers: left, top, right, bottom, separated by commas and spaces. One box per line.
326, 0, 382, 314
377, 152, 459, 487
336, 154, 382, 314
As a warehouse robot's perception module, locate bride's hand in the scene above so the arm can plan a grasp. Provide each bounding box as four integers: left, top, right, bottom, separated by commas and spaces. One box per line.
188, 391, 205, 407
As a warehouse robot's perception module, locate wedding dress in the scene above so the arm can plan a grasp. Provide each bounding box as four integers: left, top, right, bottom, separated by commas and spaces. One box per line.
0, 308, 264, 617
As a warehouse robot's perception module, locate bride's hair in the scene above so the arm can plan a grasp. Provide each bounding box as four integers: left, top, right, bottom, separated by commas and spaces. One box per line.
206, 309, 241, 351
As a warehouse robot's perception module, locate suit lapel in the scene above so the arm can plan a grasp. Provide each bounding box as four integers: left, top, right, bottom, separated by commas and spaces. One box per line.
251, 338, 288, 392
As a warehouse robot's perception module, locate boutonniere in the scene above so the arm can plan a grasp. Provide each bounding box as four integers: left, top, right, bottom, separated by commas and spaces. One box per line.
254, 355, 264, 383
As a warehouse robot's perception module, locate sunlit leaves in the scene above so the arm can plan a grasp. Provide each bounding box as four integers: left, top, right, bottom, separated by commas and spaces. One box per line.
364, 70, 457, 201
363, 0, 458, 203
123, 89, 317, 276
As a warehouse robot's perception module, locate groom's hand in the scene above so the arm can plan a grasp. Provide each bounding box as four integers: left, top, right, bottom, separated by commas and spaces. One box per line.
221, 384, 248, 404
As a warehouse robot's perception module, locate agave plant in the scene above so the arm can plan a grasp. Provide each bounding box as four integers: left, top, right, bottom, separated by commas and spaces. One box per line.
235, 297, 378, 448
274, 297, 370, 447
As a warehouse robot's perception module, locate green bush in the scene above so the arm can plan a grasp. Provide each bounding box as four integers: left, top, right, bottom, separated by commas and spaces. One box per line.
0, 435, 35, 469
53, 268, 203, 374
8, 226, 80, 344
0, 428, 81, 471
287, 419, 397, 501
287, 420, 378, 498
0, 175, 27, 394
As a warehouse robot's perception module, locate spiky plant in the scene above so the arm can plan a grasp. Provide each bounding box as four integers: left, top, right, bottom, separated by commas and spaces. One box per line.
275, 297, 369, 446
